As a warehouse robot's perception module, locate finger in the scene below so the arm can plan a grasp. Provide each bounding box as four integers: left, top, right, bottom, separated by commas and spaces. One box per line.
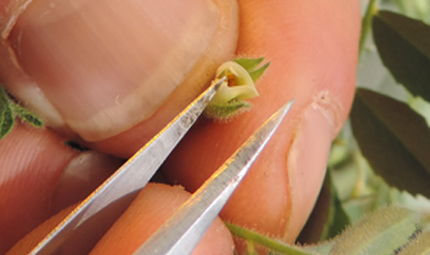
161, 0, 361, 251
0, 0, 239, 157
0, 123, 76, 253
6, 204, 78, 255
90, 183, 234, 255
0, 123, 120, 253
8, 184, 235, 255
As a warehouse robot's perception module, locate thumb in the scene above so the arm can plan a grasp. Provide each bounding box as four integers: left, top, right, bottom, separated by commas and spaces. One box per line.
0, 0, 238, 156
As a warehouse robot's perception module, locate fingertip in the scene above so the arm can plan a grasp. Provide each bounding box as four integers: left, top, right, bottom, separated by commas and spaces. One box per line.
6, 204, 77, 255
0, 123, 77, 253
284, 103, 336, 241
0, 122, 122, 253
51, 151, 123, 214
90, 183, 235, 255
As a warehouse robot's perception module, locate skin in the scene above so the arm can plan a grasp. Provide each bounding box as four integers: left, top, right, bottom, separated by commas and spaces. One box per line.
0, 124, 78, 253
0, 0, 361, 254
6, 184, 234, 255
0, 0, 239, 150
163, 2, 361, 252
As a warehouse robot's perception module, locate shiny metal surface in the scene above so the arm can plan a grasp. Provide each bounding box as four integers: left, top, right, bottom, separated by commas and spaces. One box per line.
133, 100, 294, 255
30, 78, 225, 255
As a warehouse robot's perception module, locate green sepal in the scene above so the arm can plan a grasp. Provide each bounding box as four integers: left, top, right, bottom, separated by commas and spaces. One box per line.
249, 62, 270, 83
234, 57, 265, 71
234, 57, 271, 83
204, 100, 252, 120
0, 86, 14, 139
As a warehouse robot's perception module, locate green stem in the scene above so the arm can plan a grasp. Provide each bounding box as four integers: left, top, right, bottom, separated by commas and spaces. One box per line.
224, 222, 317, 255
359, 0, 379, 57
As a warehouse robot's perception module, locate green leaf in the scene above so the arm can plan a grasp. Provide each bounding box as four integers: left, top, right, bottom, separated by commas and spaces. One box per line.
0, 85, 44, 138
0, 86, 14, 139
329, 206, 419, 255
350, 88, 430, 197
298, 169, 351, 243
341, 175, 430, 225
332, 152, 430, 225
12, 104, 43, 127
304, 242, 333, 255
396, 231, 430, 255
372, 11, 430, 102
393, 0, 430, 23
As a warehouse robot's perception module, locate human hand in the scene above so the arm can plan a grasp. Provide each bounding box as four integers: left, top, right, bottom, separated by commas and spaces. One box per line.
0, 0, 361, 254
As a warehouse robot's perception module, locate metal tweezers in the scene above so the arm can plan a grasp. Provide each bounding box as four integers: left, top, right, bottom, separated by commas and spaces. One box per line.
29, 77, 294, 255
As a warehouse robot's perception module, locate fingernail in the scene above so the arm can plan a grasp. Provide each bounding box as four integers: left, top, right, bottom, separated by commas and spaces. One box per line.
51, 151, 123, 214
284, 103, 336, 241
7, 0, 220, 140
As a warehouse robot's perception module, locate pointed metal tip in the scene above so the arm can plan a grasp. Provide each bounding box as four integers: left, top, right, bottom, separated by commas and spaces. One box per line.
131, 98, 295, 255
280, 99, 294, 116
268, 99, 294, 130
212, 76, 227, 90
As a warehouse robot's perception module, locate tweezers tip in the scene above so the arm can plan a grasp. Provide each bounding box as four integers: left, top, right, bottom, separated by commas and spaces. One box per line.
283, 99, 294, 112
213, 76, 227, 89
273, 99, 294, 124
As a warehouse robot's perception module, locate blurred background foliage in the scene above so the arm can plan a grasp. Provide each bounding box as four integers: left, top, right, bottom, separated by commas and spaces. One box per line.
298, 0, 430, 244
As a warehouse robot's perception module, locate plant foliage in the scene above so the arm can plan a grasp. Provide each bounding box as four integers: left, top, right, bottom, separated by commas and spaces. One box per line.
0, 86, 43, 139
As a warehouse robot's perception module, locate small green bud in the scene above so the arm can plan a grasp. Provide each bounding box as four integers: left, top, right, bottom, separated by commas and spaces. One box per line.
205, 57, 269, 120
